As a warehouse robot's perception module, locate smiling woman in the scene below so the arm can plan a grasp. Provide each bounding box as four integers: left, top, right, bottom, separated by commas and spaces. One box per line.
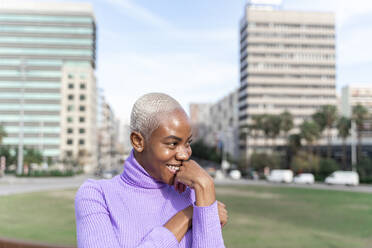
75, 93, 227, 248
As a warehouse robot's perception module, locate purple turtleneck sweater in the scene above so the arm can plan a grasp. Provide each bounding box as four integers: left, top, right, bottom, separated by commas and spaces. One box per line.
75, 151, 225, 248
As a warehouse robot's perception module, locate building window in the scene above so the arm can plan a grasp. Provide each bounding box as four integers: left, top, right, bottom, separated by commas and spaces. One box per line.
80, 94, 85, 100
67, 128, 73, 134
68, 83, 74, 89
79, 117, 85, 123
80, 74, 86, 79
67, 139, 73, 145
68, 74, 74, 79
68, 94, 74, 100
79, 128, 85, 134
66, 150, 73, 156
79, 106, 85, 111
79, 139, 85, 145
80, 83, 86, 89
67, 105, 74, 111
67, 117, 73, 123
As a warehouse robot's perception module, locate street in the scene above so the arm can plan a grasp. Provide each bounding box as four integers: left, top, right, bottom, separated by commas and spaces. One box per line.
215, 178, 372, 194
1, 174, 372, 196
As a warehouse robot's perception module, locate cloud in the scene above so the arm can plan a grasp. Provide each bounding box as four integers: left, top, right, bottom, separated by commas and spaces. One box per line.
103, 0, 171, 28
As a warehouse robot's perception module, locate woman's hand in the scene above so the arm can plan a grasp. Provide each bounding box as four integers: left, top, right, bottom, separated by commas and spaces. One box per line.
173, 160, 216, 206
217, 201, 228, 228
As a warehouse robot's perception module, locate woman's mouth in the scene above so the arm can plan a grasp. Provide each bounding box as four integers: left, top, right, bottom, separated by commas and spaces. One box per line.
166, 164, 181, 174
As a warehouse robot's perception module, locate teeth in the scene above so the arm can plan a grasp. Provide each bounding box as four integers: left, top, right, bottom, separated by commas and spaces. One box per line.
167, 165, 180, 172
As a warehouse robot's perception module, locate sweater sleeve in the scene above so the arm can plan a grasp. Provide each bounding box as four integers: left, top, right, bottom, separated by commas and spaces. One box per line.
191, 201, 225, 248
75, 180, 179, 248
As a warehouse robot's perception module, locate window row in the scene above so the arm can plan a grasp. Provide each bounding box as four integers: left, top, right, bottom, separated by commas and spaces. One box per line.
66, 139, 85, 145
245, 52, 335, 60
242, 62, 334, 70
246, 32, 334, 39
67, 116, 85, 123
67, 105, 86, 111
246, 22, 334, 30
67, 94, 86, 100
67, 128, 85, 134
68, 83, 86, 89
243, 43, 335, 50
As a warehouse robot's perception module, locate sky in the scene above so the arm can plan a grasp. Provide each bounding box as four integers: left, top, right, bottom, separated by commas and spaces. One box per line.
45, 0, 372, 123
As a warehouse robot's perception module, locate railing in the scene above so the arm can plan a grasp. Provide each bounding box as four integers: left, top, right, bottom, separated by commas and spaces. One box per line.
0, 237, 75, 248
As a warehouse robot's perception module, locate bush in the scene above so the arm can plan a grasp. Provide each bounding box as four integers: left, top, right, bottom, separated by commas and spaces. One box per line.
356, 157, 372, 183
291, 151, 320, 173
318, 158, 340, 180
191, 140, 221, 163
250, 152, 281, 172
16, 169, 76, 177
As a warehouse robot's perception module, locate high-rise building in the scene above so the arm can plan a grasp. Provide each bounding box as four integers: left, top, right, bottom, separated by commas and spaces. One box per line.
0, 1, 97, 170
341, 85, 372, 117
209, 90, 239, 159
341, 85, 372, 140
189, 103, 212, 142
239, 1, 337, 157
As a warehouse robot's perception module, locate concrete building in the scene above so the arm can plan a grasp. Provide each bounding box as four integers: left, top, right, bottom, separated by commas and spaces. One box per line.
209, 91, 239, 159
341, 85, 372, 118
340, 85, 372, 139
97, 93, 126, 173
0, 1, 97, 171
190, 90, 239, 159
239, 0, 337, 157
189, 103, 212, 143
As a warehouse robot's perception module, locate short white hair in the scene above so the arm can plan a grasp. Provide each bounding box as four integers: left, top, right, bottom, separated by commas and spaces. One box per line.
130, 93, 183, 140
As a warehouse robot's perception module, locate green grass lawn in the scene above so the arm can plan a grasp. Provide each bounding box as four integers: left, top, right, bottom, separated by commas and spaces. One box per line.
1, 185, 372, 247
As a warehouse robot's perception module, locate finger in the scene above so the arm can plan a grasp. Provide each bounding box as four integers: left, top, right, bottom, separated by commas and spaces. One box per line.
218, 201, 226, 207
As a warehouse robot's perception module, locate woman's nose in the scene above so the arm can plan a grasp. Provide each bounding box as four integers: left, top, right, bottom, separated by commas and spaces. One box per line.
176, 147, 189, 161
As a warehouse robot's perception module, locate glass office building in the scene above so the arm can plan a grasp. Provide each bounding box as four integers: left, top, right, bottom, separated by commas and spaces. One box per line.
0, 1, 97, 167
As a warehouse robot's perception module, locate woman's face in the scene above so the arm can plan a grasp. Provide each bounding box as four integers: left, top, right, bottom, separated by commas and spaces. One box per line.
142, 109, 193, 185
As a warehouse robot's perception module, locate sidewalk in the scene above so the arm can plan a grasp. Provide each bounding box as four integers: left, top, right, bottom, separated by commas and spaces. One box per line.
0, 174, 92, 196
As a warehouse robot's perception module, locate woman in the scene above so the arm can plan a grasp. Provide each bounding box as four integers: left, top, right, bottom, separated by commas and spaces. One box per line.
75, 93, 227, 248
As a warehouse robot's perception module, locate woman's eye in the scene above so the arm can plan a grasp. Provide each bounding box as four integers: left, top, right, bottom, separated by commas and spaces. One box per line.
168, 142, 177, 148
185, 140, 192, 147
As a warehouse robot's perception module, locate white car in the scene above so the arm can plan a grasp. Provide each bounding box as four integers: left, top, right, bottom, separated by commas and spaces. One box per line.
325, 171, 359, 186
229, 170, 242, 180
293, 173, 315, 184
267, 169, 293, 183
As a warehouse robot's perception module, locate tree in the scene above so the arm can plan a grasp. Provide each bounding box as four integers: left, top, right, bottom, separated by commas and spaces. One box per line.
266, 115, 282, 147
0, 124, 7, 144
352, 104, 368, 161
300, 121, 321, 154
280, 111, 294, 166
261, 114, 271, 149
250, 114, 265, 152
336, 117, 351, 170
24, 148, 43, 175
312, 105, 338, 158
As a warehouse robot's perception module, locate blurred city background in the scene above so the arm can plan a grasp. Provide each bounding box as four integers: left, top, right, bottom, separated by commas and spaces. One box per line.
0, 0, 371, 247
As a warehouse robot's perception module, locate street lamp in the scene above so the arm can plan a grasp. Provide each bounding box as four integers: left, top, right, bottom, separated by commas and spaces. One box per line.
16, 59, 26, 175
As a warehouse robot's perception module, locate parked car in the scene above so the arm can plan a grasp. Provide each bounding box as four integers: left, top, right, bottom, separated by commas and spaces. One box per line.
229, 170, 242, 180
325, 171, 359, 186
293, 173, 315, 184
267, 169, 293, 183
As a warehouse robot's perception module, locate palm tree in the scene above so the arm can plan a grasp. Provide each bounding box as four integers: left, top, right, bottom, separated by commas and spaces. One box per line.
336, 117, 351, 170
250, 114, 265, 153
261, 114, 271, 149
0, 124, 7, 144
312, 105, 338, 158
352, 104, 368, 161
280, 111, 294, 166
267, 115, 281, 148
300, 121, 321, 154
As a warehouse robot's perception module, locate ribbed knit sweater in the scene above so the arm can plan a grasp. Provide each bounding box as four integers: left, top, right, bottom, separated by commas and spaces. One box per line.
75, 151, 225, 248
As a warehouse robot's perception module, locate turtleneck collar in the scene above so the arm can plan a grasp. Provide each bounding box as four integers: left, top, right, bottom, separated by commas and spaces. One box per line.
120, 149, 167, 189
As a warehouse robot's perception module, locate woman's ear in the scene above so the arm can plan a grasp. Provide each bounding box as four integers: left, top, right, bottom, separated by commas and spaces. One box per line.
130, 131, 145, 152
